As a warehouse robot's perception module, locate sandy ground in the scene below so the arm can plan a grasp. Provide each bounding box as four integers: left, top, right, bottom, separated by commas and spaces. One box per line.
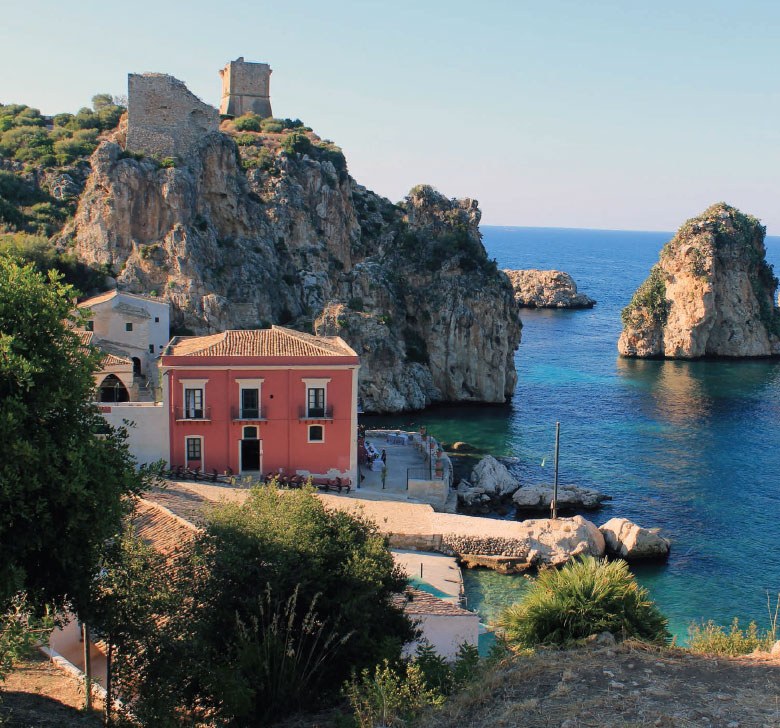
419, 641, 780, 728
0, 652, 102, 727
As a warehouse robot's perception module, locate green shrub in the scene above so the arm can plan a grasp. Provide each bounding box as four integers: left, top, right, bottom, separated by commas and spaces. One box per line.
688, 618, 774, 656
233, 112, 263, 132
498, 556, 671, 647
621, 265, 670, 328
281, 131, 312, 156
260, 120, 284, 133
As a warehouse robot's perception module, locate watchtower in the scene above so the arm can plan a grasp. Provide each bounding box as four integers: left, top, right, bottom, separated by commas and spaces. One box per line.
219, 57, 273, 119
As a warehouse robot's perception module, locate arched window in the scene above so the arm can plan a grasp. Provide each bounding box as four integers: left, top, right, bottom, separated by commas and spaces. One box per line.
98, 374, 130, 403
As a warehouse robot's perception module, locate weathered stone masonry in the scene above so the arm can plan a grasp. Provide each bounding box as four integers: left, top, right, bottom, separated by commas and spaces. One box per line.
126, 73, 220, 159
218, 56, 273, 118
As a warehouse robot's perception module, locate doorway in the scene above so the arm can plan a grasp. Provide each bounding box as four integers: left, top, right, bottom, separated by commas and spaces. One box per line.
132, 357, 142, 375
240, 426, 261, 472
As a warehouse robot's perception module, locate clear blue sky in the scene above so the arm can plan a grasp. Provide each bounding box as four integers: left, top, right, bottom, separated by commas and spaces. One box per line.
3, 0, 779, 232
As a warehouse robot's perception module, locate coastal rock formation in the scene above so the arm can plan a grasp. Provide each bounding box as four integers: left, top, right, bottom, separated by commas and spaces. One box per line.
469, 455, 519, 496
61, 81, 522, 413
599, 518, 671, 560
619, 203, 780, 358
503, 269, 595, 308
512, 483, 611, 512
444, 515, 605, 571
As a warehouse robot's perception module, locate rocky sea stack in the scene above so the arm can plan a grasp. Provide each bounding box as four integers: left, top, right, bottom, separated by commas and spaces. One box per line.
503, 269, 595, 308
618, 203, 780, 358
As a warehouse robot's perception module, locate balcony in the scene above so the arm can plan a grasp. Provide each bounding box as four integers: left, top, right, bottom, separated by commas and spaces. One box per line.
299, 405, 333, 422
175, 406, 211, 421
232, 405, 268, 421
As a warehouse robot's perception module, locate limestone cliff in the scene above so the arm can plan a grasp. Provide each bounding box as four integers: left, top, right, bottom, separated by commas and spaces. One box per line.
618, 203, 780, 359
503, 269, 595, 308
62, 127, 522, 412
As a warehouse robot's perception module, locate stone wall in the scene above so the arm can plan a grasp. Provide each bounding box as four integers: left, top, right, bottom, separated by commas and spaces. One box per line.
219, 57, 273, 118
126, 73, 220, 159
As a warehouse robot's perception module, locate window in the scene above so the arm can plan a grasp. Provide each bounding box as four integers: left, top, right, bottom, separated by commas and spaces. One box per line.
86, 320, 94, 331
154, 316, 160, 323
307, 388, 325, 417
125, 322, 133, 332
308, 425, 324, 442
185, 388, 203, 419
241, 388, 259, 418
186, 437, 202, 460
243, 426, 258, 439
148, 344, 154, 354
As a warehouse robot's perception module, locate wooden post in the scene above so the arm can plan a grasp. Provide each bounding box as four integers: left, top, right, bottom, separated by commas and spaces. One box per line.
82, 623, 92, 711
105, 643, 113, 727
552, 421, 560, 520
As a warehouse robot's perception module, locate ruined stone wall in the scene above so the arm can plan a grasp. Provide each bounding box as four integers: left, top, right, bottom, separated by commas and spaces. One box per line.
126, 73, 220, 159
219, 57, 272, 118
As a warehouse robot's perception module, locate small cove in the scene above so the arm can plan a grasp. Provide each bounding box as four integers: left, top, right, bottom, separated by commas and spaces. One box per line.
362, 225, 780, 640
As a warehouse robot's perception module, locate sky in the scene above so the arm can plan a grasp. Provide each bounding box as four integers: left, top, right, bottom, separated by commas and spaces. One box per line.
2, 0, 779, 232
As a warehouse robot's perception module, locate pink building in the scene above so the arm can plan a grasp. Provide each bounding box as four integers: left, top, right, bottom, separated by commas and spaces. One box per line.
160, 327, 360, 482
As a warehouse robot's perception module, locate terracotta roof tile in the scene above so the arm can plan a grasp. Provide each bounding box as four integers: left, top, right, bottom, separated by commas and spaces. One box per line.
78, 290, 168, 308
132, 498, 199, 558
165, 326, 357, 358
100, 352, 133, 368
393, 588, 476, 617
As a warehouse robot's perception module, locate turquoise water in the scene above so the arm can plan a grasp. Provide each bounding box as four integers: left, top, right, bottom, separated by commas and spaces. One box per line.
363, 226, 780, 640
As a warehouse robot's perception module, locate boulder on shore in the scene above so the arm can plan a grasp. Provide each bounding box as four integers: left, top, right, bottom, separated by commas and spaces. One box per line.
503, 269, 595, 309
618, 203, 780, 359
599, 518, 670, 561
512, 484, 611, 512
469, 455, 519, 496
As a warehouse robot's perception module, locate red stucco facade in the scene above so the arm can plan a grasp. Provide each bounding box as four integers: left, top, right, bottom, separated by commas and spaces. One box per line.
160, 330, 359, 482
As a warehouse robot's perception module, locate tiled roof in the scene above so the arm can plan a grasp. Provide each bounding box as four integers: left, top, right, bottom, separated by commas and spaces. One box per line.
77, 330, 94, 346
132, 498, 199, 558
74, 329, 132, 368
78, 289, 168, 308
393, 588, 476, 617
165, 326, 357, 358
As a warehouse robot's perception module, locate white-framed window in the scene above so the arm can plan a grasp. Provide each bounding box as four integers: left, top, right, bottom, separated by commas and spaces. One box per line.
125, 322, 133, 332
181, 379, 208, 419
236, 378, 264, 419
185, 435, 204, 468
308, 424, 324, 443
303, 378, 331, 418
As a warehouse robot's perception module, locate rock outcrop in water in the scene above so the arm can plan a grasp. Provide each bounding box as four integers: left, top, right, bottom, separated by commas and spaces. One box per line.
618, 203, 780, 358
62, 109, 522, 412
503, 269, 595, 308
599, 518, 670, 561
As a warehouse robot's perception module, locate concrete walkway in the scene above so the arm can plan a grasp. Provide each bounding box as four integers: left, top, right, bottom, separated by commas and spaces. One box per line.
392, 550, 463, 602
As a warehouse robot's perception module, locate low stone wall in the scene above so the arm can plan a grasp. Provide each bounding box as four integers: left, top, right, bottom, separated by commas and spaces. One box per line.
442, 534, 530, 558
387, 533, 443, 552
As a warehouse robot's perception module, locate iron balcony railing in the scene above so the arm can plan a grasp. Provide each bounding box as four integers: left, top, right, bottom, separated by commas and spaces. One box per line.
298, 405, 333, 420
231, 405, 268, 421
175, 406, 211, 421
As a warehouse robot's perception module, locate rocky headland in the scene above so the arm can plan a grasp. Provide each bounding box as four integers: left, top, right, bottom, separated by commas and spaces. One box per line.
619, 203, 780, 358
503, 269, 595, 308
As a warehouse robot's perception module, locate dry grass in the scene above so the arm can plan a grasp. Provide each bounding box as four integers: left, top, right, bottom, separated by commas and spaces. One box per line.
418, 640, 780, 728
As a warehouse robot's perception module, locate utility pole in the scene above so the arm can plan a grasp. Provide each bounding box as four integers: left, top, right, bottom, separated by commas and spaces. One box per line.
551, 421, 560, 520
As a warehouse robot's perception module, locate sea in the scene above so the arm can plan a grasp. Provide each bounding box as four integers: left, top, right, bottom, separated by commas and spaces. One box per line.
362, 225, 780, 641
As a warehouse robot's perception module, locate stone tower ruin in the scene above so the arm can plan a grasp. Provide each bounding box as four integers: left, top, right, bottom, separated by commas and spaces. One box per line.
126, 73, 219, 158
219, 57, 273, 119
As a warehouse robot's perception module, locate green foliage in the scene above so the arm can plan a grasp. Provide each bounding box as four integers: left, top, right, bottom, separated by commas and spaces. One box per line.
688, 618, 775, 656
97, 486, 413, 724
233, 112, 263, 132
0, 233, 109, 294
260, 120, 284, 133
91, 93, 114, 111
345, 659, 444, 728
0, 594, 54, 682
281, 131, 313, 156
0, 257, 146, 615
498, 556, 671, 647
621, 265, 669, 328
348, 296, 364, 312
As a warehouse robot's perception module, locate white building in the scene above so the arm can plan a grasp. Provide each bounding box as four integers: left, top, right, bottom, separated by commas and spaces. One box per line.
78, 290, 170, 384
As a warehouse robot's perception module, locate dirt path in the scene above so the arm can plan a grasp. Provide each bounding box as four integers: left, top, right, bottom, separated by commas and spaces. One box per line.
421, 641, 780, 728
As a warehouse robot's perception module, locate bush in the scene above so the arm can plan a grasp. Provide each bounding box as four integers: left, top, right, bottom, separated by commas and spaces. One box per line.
233, 112, 263, 132
498, 556, 671, 647
281, 131, 312, 156
688, 617, 776, 656
621, 265, 669, 328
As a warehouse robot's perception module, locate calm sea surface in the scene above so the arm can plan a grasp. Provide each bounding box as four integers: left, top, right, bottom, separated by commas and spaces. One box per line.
363, 225, 780, 640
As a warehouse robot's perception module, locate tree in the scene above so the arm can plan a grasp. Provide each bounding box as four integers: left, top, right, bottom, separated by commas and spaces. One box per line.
0, 256, 145, 614
92, 486, 415, 725
91, 93, 114, 111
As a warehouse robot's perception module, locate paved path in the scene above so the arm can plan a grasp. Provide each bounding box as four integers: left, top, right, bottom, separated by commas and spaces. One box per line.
392, 550, 463, 601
